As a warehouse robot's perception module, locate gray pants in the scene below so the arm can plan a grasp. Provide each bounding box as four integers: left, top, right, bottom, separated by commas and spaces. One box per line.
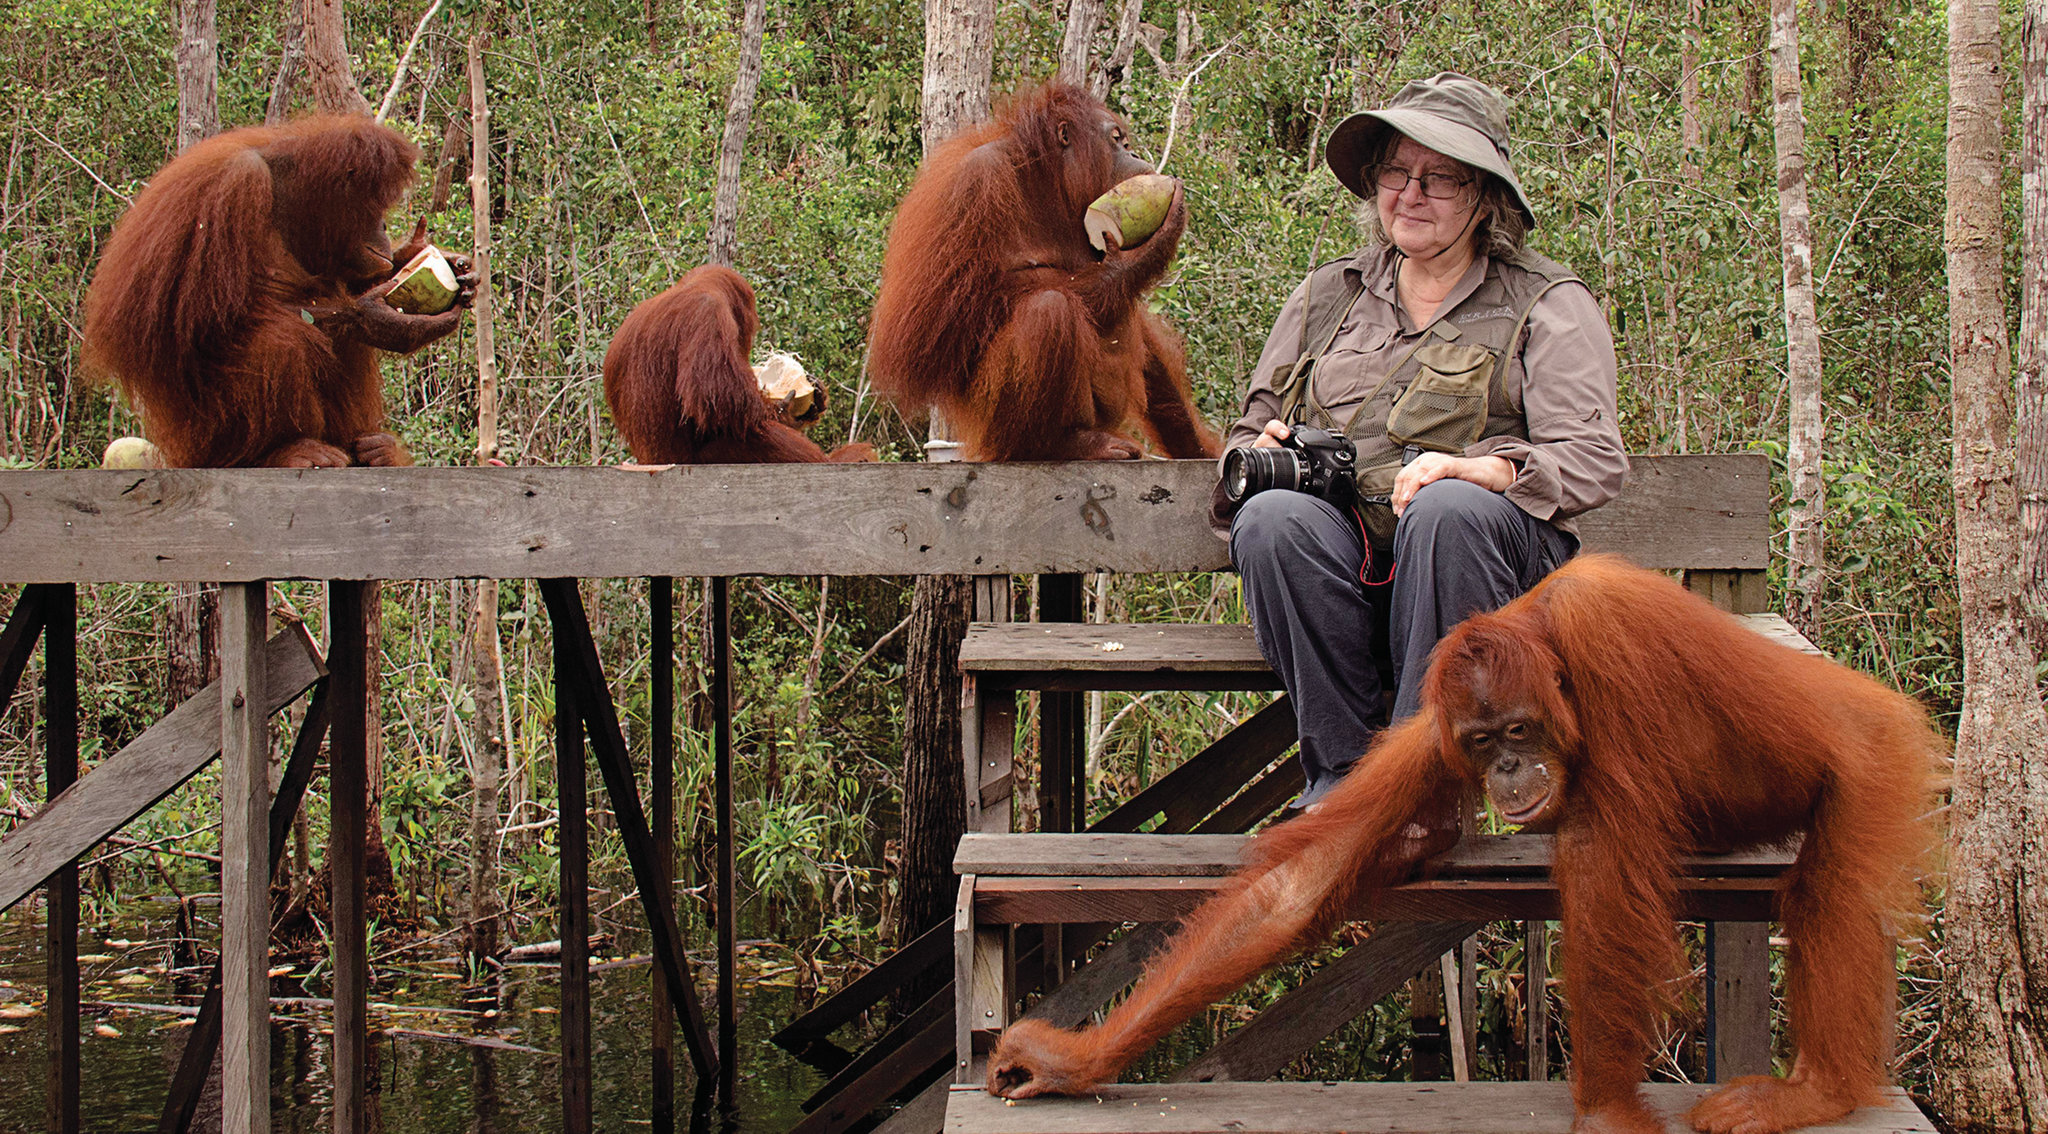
1229, 479, 1576, 807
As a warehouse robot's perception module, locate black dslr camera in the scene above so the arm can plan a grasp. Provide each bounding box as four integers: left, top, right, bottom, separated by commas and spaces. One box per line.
1220, 425, 1359, 506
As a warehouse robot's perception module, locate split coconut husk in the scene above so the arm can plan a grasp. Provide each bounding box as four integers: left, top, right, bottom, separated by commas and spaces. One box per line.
754, 351, 821, 423
386, 245, 460, 315
1085, 173, 1179, 253
102, 436, 162, 469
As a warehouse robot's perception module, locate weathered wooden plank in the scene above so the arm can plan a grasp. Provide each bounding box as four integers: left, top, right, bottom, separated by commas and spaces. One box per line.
0, 625, 323, 913
973, 875, 1781, 926
0, 585, 52, 714
1169, 920, 1482, 1084
555, 627, 593, 1134
953, 833, 1799, 879
218, 583, 270, 1134
942, 1082, 1935, 1134
962, 623, 1271, 673
806, 987, 953, 1111
794, 1005, 952, 1134
0, 455, 1765, 584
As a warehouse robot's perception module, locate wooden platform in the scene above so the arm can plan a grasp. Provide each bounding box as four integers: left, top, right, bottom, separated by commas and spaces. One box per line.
943, 1082, 1936, 1134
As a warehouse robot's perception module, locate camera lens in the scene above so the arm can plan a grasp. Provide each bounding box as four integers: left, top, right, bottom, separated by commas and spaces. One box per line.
1222, 445, 1306, 503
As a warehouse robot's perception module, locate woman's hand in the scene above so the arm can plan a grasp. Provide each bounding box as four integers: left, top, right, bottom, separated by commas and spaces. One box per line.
1253, 420, 1290, 448
1391, 453, 1516, 515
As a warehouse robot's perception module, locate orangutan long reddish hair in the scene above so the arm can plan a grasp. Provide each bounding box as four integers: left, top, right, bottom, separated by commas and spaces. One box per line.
84, 115, 473, 468
603, 265, 873, 464
988, 555, 1937, 1134
866, 83, 1218, 462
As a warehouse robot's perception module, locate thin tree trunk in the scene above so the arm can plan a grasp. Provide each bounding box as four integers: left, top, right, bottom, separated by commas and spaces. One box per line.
264, 0, 305, 126
175, 0, 218, 151
707, 0, 766, 268
460, 34, 506, 968
893, 0, 992, 971
1057, 0, 1105, 89
1770, 0, 1825, 634
1935, 0, 2048, 1128
430, 85, 470, 213
302, 0, 370, 116
1094, 0, 1144, 100
2019, 0, 2048, 659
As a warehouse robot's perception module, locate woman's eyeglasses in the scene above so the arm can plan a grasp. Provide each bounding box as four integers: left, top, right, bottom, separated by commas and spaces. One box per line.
1370, 166, 1472, 200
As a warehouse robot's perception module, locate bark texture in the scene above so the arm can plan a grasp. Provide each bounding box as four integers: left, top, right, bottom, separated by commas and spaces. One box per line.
2020, 0, 2048, 659
263, 0, 305, 126
303, 0, 370, 115
1771, 0, 1825, 634
1056, 0, 1105, 89
707, 0, 766, 268
918, 0, 994, 151
175, 0, 219, 151
1935, 0, 2048, 1128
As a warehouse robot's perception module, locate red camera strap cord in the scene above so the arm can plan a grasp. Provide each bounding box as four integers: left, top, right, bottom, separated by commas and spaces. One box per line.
1353, 505, 1396, 588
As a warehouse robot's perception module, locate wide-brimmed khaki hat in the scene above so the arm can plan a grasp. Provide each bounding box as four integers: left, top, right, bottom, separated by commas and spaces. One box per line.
1325, 72, 1536, 228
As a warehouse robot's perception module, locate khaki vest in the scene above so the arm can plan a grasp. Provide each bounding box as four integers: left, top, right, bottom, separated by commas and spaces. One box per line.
1275, 248, 1581, 501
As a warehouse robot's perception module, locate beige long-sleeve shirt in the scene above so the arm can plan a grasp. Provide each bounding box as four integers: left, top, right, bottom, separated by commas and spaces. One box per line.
1224, 244, 1628, 532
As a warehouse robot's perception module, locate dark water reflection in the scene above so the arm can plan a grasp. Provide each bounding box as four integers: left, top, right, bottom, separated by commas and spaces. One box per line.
0, 894, 835, 1133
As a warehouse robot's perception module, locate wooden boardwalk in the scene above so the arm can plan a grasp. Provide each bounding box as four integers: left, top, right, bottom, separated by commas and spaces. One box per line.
944, 1082, 1937, 1134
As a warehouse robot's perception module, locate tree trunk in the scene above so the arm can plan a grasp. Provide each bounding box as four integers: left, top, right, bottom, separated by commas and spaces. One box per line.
919, 0, 994, 150
1094, 0, 1144, 100
2019, 0, 2048, 659
430, 85, 470, 213
1770, 0, 1825, 634
892, 0, 992, 968
175, 0, 218, 151
264, 0, 305, 126
302, 0, 370, 116
1056, 0, 1105, 89
460, 34, 507, 969
707, 0, 766, 268
1935, 0, 2048, 1128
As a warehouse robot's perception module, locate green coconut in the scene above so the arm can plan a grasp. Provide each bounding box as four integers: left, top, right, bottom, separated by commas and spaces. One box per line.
102, 436, 162, 469
1084, 173, 1179, 253
386, 245, 460, 315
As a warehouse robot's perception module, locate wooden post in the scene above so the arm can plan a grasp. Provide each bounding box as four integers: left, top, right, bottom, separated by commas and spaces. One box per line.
219, 581, 270, 1134
555, 613, 593, 1134
1525, 921, 1550, 1080
326, 582, 370, 1134
712, 575, 738, 1105
1705, 921, 1773, 1080
44, 585, 78, 1134
651, 577, 676, 1132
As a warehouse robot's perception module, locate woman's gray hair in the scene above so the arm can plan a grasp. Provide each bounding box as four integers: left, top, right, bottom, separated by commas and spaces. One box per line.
1356, 144, 1528, 258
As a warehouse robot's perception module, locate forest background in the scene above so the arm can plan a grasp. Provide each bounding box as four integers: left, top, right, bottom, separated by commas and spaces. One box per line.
0, 0, 2028, 1126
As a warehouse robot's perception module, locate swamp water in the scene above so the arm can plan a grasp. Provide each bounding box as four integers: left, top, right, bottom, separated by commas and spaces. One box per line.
0, 890, 850, 1132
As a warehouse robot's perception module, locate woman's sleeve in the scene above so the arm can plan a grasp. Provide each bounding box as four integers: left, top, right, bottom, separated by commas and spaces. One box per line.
1218, 275, 1315, 470
1467, 279, 1629, 520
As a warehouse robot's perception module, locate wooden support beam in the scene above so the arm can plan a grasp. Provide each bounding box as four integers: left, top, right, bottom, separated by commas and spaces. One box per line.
219, 582, 270, 1134
327, 582, 371, 1134
1706, 921, 1773, 1080
554, 618, 593, 1134
161, 685, 331, 1134
1036, 575, 1085, 835
773, 920, 951, 1060
711, 575, 738, 1105
44, 584, 77, 1134
0, 584, 52, 711
537, 578, 718, 1084
1169, 920, 1483, 1084
650, 577, 676, 1132
1090, 696, 1297, 834
0, 625, 323, 913
1526, 921, 1551, 1080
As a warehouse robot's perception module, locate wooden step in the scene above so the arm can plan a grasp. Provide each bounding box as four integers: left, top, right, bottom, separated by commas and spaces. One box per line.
943, 1081, 1934, 1134
956, 833, 1797, 925
959, 623, 1280, 692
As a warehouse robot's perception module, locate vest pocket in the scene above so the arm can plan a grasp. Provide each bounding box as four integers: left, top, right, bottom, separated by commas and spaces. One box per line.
1386, 341, 1496, 452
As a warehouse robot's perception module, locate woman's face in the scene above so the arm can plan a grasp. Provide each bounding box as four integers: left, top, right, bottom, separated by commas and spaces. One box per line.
1372, 137, 1485, 262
